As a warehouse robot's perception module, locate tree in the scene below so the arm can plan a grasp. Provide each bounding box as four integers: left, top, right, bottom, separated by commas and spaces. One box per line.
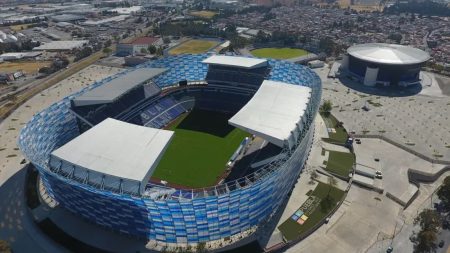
163, 37, 171, 44
148, 45, 157, 54
103, 48, 112, 54
320, 100, 333, 114
320, 176, 338, 212
38, 66, 52, 75
309, 170, 318, 185
74, 47, 93, 62
0, 240, 11, 253
156, 46, 164, 56
412, 209, 442, 253
327, 176, 338, 197
104, 39, 112, 48
437, 176, 450, 213
140, 48, 148, 54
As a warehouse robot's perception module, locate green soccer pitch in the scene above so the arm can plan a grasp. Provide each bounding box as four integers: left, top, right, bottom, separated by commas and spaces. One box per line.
151, 109, 249, 188
251, 47, 309, 60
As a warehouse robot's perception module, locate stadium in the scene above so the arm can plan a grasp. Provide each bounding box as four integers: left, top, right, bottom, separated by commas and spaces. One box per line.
341, 43, 430, 87
18, 54, 321, 250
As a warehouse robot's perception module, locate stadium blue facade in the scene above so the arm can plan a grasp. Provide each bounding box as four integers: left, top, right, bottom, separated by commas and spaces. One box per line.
18, 54, 322, 246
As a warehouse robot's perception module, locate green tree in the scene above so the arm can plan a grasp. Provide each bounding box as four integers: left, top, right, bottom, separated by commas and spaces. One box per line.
327, 176, 338, 197
148, 45, 157, 54
140, 48, 148, 54
412, 209, 442, 253
156, 46, 164, 56
103, 48, 112, 54
320, 100, 333, 114
309, 170, 318, 185
437, 176, 450, 212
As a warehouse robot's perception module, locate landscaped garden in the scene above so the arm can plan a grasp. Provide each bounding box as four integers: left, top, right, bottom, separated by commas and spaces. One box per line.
278, 182, 345, 241
325, 150, 355, 178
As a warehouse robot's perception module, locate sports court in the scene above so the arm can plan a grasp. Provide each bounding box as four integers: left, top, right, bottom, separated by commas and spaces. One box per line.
168, 39, 219, 55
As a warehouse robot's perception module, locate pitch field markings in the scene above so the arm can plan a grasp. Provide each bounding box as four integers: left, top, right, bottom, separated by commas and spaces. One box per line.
152, 109, 249, 188
168, 39, 219, 55
250, 48, 309, 60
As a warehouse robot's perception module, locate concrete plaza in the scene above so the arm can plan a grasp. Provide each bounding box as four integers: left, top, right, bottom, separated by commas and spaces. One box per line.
315, 67, 450, 162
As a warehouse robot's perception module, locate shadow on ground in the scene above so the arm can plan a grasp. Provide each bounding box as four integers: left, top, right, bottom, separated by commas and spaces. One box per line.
0, 165, 47, 253
177, 109, 235, 137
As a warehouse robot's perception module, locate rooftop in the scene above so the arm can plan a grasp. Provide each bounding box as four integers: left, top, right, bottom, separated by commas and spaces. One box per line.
72, 68, 166, 107
347, 43, 430, 65
50, 118, 174, 193
202, 55, 268, 69
32, 40, 88, 51
229, 80, 311, 148
131, 37, 159, 45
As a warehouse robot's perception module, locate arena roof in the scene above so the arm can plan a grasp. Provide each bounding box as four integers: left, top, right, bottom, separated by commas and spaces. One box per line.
347, 43, 430, 65
50, 118, 174, 193
229, 80, 311, 148
202, 55, 267, 69
72, 68, 166, 107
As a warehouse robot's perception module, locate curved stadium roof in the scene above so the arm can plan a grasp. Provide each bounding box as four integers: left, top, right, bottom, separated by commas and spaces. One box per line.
347, 43, 430, 65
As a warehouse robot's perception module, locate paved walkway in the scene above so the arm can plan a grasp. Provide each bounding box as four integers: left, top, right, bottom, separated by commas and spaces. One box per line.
315, 66, 450, 162
261, 115, 352, 249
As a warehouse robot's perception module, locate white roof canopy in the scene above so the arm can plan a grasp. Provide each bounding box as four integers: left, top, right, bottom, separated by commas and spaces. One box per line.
202, 55, 268, 69
229, 80, 311, 148
347, 43, 430, 65
72, 68, 166, 107
50, 118, 173, 194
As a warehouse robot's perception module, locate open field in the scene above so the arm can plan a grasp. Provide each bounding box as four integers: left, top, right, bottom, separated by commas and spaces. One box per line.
251, 48, 308, 60
0, 61, 51, 74
189, 11, 218, 19
3, 23, 37, 31
152, 109, 249, 188
169, 39, 219, 55
278, 182, 345, 241
325, 150, 354, 178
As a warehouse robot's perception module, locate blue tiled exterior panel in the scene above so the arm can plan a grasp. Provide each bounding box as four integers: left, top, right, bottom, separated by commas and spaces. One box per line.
18, 54, 321, 244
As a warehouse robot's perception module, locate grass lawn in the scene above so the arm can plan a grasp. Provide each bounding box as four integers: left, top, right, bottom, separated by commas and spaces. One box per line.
152, 109, 249, 188
6, 23, 37, 31
278, 182, 345, 241
321, 112, 348, 144
0, 61, 52, 74
325, 150, 354, 178
250, 48, 308, 59
189, 10, 218, 19
169, 39, 219, 55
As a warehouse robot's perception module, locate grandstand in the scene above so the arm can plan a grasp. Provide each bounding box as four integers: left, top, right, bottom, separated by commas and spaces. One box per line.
19, 53, 322, 250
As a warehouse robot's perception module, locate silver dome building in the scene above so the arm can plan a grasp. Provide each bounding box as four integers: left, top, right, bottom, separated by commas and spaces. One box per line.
340, 43, 430, 87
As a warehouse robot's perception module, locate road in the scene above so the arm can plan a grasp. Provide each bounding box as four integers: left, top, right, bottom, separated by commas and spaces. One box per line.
0, 50, 106, 120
